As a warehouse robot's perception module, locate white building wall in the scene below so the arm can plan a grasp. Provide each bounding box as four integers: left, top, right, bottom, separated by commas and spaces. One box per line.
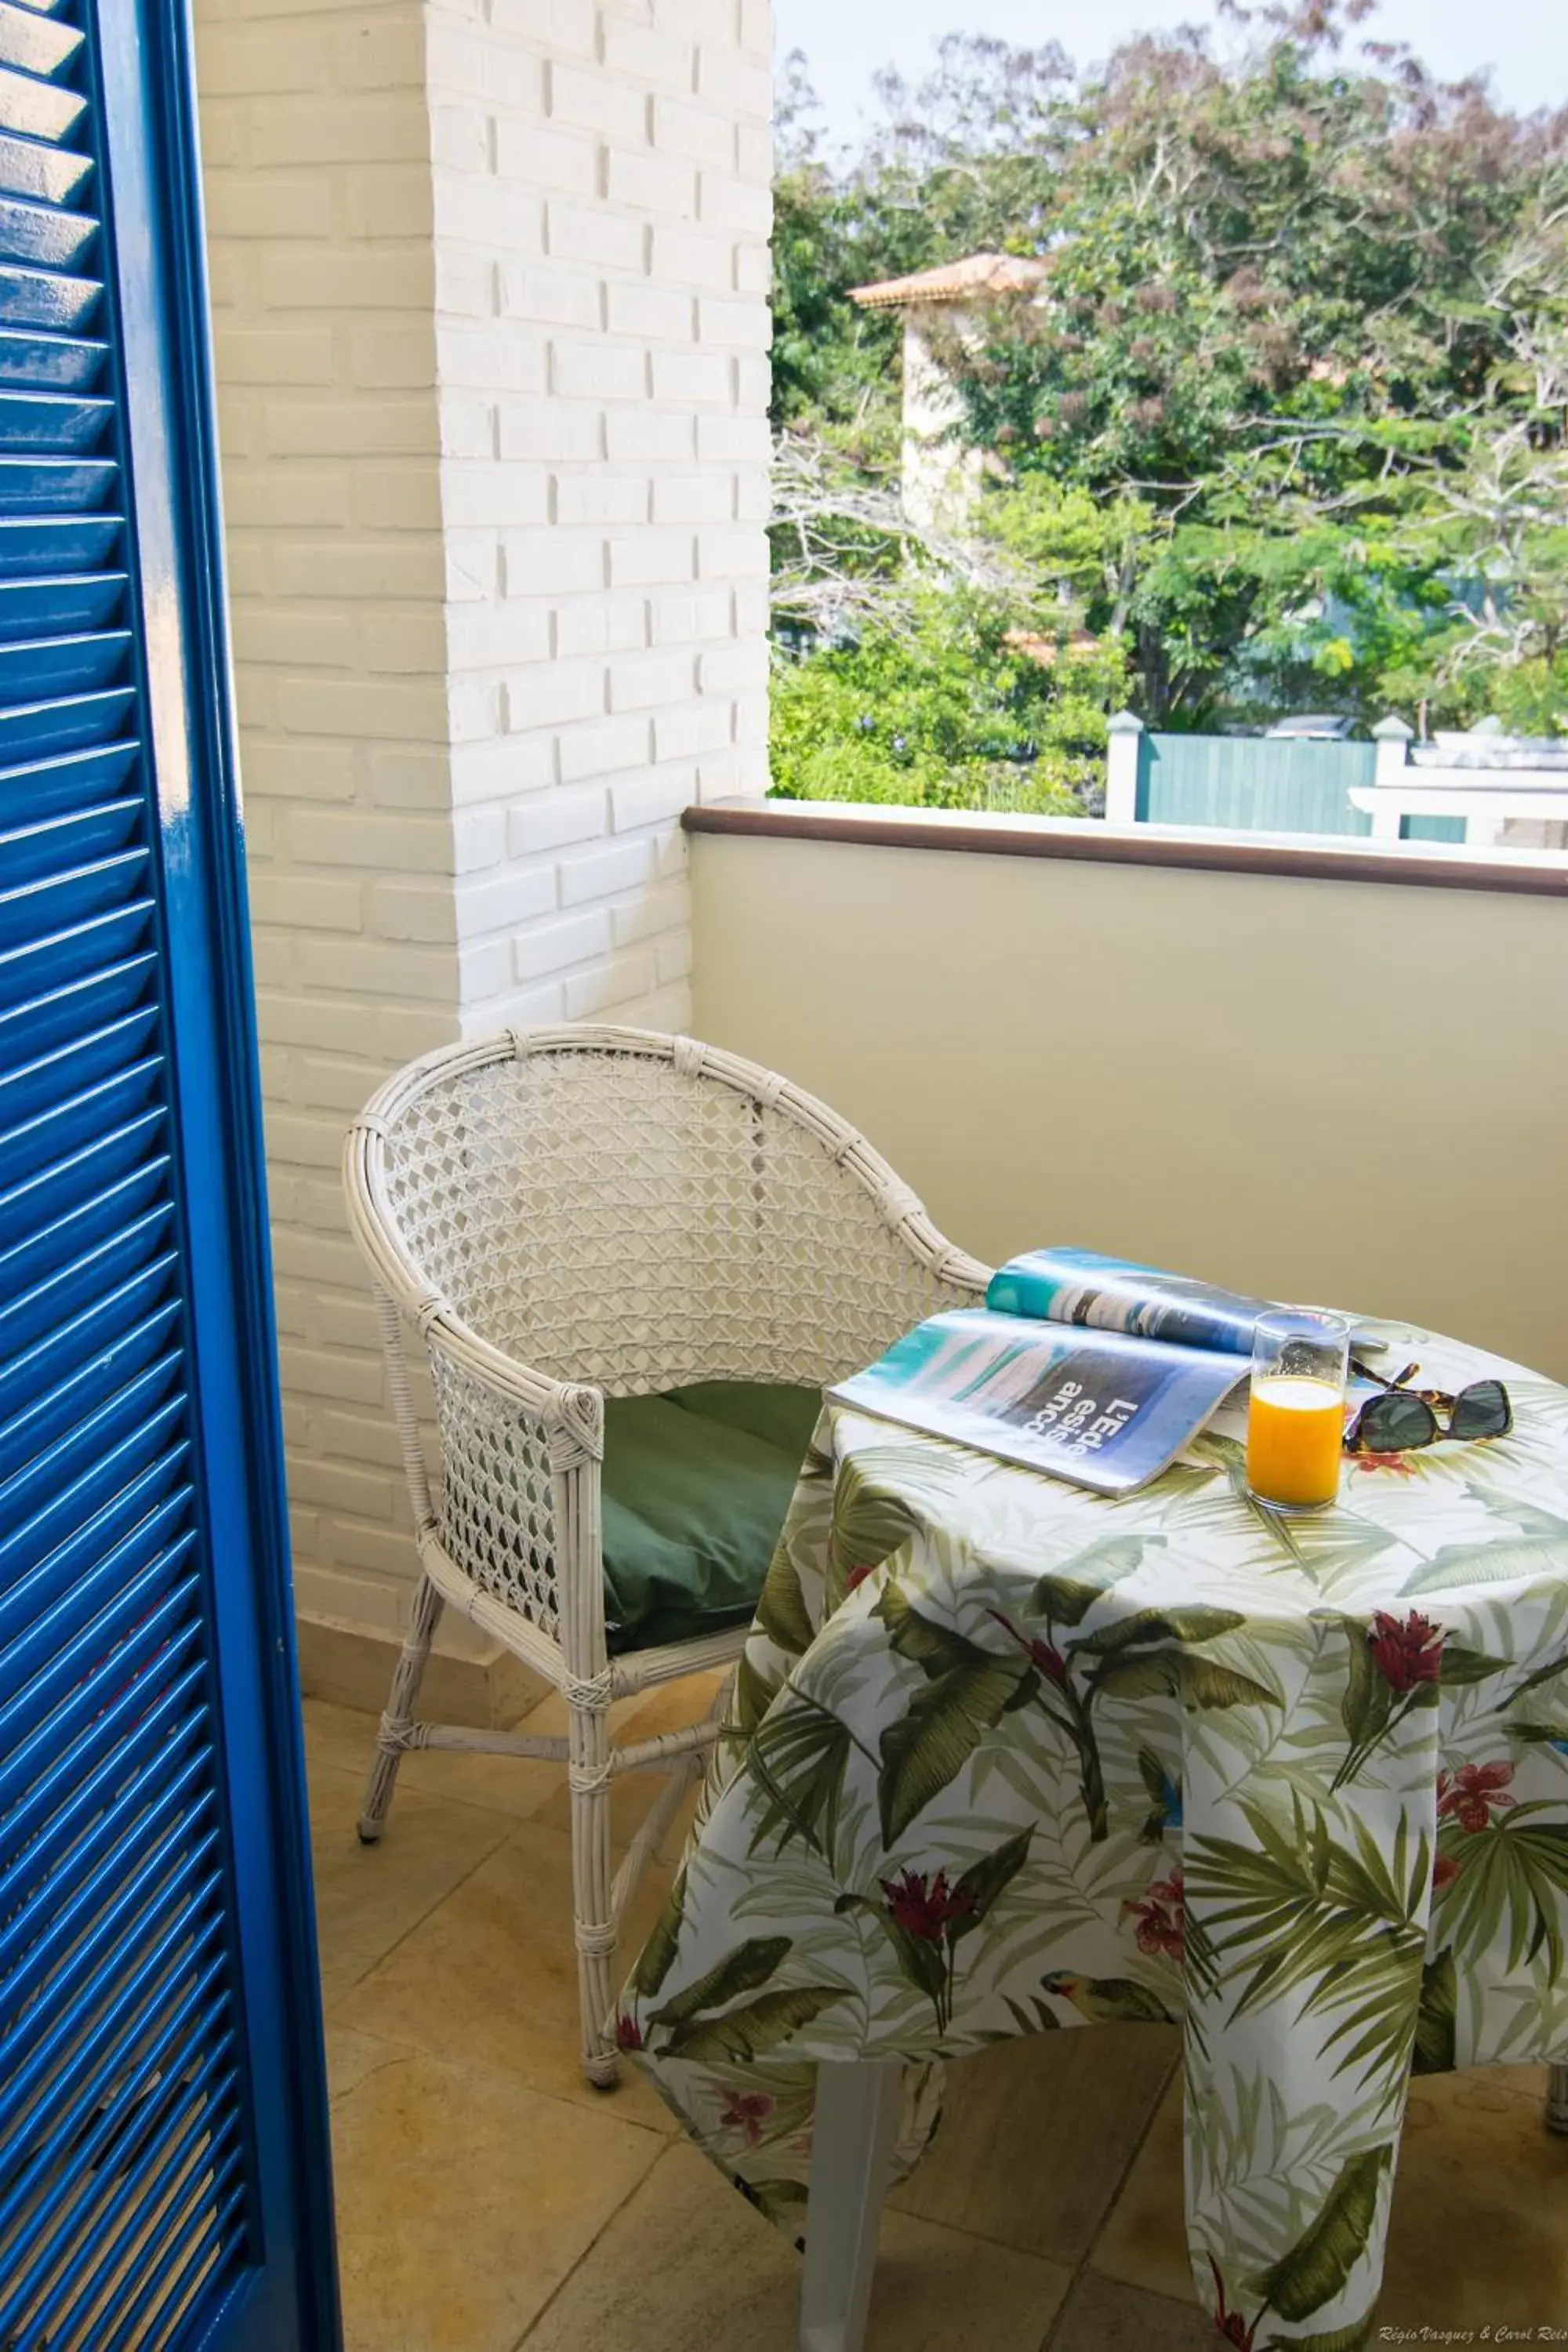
427, 0, 774, 1036
194, 0, 775, 1681
901, 309, 986, 535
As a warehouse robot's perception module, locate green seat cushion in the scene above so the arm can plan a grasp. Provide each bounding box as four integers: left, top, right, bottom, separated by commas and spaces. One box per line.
601, 1381, 824, 1653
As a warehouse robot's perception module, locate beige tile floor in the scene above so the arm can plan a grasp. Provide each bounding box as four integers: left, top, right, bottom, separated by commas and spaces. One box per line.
306, 1687, 1568, 2352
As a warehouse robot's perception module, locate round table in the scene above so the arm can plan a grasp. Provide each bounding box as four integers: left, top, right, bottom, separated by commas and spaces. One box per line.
623, 1319, 1568, 2348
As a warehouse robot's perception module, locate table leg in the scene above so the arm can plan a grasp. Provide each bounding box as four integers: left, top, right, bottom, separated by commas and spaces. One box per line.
798, 2060, 902, 2352
1547, 2066, 1568, 2134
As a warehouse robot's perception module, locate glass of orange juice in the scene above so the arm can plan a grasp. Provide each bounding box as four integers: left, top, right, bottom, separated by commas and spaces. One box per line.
1247, 1308, 1351, 1512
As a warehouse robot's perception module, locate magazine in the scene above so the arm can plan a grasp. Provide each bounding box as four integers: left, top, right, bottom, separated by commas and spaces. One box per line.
829, 1248, 1366, 1497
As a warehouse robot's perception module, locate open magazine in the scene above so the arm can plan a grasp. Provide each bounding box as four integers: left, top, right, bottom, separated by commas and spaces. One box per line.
829, 1247, 1369, 1497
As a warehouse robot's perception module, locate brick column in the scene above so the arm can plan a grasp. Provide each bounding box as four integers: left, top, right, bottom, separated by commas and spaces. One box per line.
429, 0, 774, 1037
194, 0, 775, 1696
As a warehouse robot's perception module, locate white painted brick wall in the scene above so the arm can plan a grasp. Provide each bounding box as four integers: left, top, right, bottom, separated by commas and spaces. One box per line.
195, 0, 470, 1657
195, 0, 774, 1651
430, 0, 774, 1036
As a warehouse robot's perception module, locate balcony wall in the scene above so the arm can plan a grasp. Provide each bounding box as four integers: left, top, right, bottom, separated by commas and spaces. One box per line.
689, 808, 1568, 1383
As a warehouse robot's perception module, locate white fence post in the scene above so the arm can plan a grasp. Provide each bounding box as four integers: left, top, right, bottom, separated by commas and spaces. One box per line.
1369, 717, 1414, 841
1105, 712, 1145, 823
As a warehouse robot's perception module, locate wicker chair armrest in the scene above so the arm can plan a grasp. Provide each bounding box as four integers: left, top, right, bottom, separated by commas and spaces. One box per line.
875, 1184, 991, 1303
422, 1311, 604, 1470
828, 1137, 990, 1305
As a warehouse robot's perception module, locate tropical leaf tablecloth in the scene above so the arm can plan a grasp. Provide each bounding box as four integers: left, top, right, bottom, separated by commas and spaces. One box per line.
619, 1323, 1568, 2350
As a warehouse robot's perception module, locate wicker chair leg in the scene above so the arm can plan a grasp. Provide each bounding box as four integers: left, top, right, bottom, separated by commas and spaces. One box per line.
569, 1694, 619, 2089
358, 1572, 444, 1846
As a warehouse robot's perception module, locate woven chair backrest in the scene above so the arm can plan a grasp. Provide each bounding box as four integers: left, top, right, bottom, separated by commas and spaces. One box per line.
373, 1032, 974, 1394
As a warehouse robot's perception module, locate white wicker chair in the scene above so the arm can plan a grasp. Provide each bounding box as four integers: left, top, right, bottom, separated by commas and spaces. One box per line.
342, 1025, 989, 2085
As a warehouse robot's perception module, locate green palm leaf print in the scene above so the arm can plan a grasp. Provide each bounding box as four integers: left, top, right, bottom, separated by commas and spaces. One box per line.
659, 1984, 846, 2062
1186, 1795, 1428, 2091
757, 1548, 816, 1657
878, 1655, 1033, 1845
745, 1689, 861, 1860
1252, 2144, 1392, 2321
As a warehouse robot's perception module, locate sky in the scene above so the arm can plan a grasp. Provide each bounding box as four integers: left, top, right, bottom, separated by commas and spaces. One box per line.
774, 0, 1567, 147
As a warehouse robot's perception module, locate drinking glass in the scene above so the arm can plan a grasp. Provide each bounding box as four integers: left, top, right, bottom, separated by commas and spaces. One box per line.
1246, 1308, 1351, 1512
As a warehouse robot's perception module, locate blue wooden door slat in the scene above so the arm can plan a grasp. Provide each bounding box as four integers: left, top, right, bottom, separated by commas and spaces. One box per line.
0, 622, 131, 690
0, 898, 158, 1009
0, 627, 129, 699
2, 784, 139, 867
0, 1842, 224, 2157
0, 0, 339, 2339
0, 1000, 158, 1131
1, 1199, 175, 1372
0, 569, 127, 636
0, 1051, 164, 1178
0, 742, 139, 829
0, 1613, 205, 1862
0, 679, 135, 753
0, 448, 115, 502
1, 1773, 216, 2050
0, 129, 93, 208
0, 841, 148, 938
48, 2035, 241, 2341
0, 1864, 225, 2158
0, 1649, 203, 1901
0, 509, 122, 567
0, 323, 109, 384
0, 386, 111, 440
0, 1838, 224, 2250
0, 189, 99, 268
2, 1347, 180, 1563
0, 1515, 198, 1788
14, 1980, 238, 2334
0, 1250, 181, 1436
0, 1098, 164, 1236
56, 2060, 239, 2347
0, 60, 87, 143
0, 0, 83, 79
0, 1295, 179, 1484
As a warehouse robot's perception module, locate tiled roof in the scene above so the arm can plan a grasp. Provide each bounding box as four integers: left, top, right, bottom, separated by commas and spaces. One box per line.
848, 251, 1049, 310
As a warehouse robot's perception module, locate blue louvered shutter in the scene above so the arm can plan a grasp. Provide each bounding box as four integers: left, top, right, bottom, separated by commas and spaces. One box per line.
0, 0, 338, 2346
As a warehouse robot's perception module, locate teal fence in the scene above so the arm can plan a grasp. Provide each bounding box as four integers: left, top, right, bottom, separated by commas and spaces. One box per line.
1136, 734, 1465, 841
1139, 735, 1376, 835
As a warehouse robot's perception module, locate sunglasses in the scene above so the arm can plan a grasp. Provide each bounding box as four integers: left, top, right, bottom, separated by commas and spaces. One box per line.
1344, 1359, 1512, 1456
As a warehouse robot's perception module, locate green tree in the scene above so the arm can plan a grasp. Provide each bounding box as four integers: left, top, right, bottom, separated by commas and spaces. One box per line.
769, 586, 1125, 813
948, 4, 1568, 725
770, 3, 1568, 811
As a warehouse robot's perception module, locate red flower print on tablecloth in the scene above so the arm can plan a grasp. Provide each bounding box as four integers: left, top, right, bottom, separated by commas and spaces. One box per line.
1438, 1760, 1515, 1833
1335, 1612, 1446, 1794
614, 2011, 644, 2053
881, 1867, 976, 1944
1351, 1450, 1418, 1476
1432, 1851, 1461, 1892
718, 2089, 776, 2147
986, 1607, 1070, 1687
1123, 1868, 1185, 1962
844, 1562, 877, 1593
1208, 2257, 1258, 2351
1369, 1610, 1445, 1693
